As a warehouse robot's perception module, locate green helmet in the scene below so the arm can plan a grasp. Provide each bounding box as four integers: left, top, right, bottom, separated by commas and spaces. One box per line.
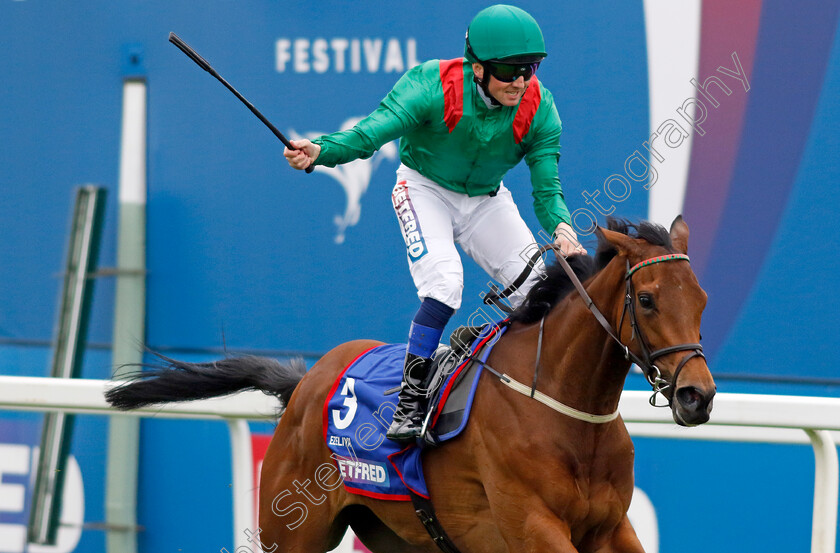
464, 4, 547, 63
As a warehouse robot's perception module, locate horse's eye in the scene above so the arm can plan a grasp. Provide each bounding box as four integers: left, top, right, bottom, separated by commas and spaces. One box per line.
638, 293, 655, 310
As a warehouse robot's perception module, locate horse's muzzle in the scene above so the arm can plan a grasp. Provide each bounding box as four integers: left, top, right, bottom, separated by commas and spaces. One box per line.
672, 386, 715, 426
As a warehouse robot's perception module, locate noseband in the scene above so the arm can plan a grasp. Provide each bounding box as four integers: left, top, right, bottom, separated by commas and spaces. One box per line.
484, 246, 705, 407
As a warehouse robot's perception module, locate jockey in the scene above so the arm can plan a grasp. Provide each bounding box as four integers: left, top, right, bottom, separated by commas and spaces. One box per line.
284, 4, 585, 443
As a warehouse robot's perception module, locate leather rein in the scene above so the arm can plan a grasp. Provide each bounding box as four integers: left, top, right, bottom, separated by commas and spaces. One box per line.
483, 244, 705, 410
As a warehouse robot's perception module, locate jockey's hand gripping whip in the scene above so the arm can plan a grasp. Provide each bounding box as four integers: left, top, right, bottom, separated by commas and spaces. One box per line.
168, 32, 315, 174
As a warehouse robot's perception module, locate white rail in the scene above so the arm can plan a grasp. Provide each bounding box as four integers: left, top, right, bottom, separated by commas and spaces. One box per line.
619, 393, 840, 553
0, 376, 276, 551
0, 376, 837, 553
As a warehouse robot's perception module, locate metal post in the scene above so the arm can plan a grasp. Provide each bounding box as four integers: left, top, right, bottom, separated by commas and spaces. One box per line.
805, 429, 839, 553
28, 186, 106, 545
105, 46, 147, 553
228, 419, 256, 550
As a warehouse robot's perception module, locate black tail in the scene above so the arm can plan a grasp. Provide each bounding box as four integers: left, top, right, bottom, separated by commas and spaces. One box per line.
105, 352, 306, 411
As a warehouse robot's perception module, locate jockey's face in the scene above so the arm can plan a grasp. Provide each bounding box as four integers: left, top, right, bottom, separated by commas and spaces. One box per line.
472, 63, 529, 107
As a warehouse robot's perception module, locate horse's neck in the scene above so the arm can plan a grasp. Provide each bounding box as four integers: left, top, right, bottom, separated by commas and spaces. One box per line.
537, 262, 630, 417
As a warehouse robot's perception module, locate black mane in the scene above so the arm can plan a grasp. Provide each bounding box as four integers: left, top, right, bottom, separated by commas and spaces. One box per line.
509, 218, 673, 324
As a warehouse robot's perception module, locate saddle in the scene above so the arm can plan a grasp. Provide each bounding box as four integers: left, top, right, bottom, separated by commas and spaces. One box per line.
420, 324, 494, 446
383, 323, 493, 446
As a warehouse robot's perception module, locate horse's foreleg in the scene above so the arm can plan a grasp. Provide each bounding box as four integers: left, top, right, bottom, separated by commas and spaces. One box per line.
588, 516, 646, 553
514, 507, 580, 553
477, 492, 581, 553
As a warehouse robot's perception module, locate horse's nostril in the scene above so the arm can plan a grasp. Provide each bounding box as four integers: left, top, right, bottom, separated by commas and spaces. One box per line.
673, 386, 715, 426
677, 387, 703, 409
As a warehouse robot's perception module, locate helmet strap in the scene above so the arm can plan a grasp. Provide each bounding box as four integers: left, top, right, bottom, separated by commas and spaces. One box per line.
474, 65, 502, 107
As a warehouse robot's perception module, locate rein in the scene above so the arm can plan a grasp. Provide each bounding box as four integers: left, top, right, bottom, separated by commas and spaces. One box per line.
483, 244, 704, 409
459, 319, 620, 424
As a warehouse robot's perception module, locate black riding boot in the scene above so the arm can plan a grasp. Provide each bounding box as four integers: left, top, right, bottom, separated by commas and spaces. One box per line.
386, 353, 432, 443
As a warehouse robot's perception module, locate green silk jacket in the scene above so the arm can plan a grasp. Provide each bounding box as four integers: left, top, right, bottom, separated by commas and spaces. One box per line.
312, 58, 571, 232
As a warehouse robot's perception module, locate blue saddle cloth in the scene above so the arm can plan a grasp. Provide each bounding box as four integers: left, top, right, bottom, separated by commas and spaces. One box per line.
323, 323, 507, 501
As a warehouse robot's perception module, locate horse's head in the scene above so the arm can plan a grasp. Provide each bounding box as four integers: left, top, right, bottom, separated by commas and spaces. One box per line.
598, 216, 716, 426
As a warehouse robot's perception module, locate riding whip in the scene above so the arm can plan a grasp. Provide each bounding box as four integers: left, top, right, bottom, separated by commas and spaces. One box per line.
168, 32, 314, 173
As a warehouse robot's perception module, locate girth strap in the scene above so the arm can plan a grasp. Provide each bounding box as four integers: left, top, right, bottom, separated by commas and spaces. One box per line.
411, 492, 463, 553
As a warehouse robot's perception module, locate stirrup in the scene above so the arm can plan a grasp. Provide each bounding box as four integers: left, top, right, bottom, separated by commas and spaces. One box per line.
419, 406, 440, 447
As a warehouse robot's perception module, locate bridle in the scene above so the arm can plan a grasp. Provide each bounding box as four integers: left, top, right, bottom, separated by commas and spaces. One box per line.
618, 255, 705, 405
484, 245, 705, 407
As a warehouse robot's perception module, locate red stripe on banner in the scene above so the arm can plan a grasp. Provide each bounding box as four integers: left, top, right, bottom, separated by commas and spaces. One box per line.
440, 58, 464, 132
682, 0, 762, 279
322, 345, 380, 442
513, 77, 542, 144
251, 434, 272, 532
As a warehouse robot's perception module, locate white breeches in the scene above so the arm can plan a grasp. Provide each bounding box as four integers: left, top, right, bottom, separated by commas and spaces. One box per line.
391, 164, 545, 311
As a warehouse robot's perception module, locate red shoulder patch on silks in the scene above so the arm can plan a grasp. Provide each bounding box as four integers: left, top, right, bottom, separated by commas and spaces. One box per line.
513, 76, 542, 144
439, 58, 464, 133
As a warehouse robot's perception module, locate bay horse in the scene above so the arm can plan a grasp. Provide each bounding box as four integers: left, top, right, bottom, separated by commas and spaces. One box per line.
107, 216, 715, 552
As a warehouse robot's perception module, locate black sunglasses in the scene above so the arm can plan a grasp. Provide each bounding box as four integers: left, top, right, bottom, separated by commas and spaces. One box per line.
484, 61, 540, 83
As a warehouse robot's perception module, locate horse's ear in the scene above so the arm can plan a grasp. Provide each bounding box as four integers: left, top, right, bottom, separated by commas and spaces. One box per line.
597, 226, 642, 258
670, 215, 689, 254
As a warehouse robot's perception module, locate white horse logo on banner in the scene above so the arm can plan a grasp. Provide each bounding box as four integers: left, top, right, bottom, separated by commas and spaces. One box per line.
291, 117, 398, 244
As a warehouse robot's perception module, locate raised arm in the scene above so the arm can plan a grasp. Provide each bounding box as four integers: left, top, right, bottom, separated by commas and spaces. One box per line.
284, 62, 436, 171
